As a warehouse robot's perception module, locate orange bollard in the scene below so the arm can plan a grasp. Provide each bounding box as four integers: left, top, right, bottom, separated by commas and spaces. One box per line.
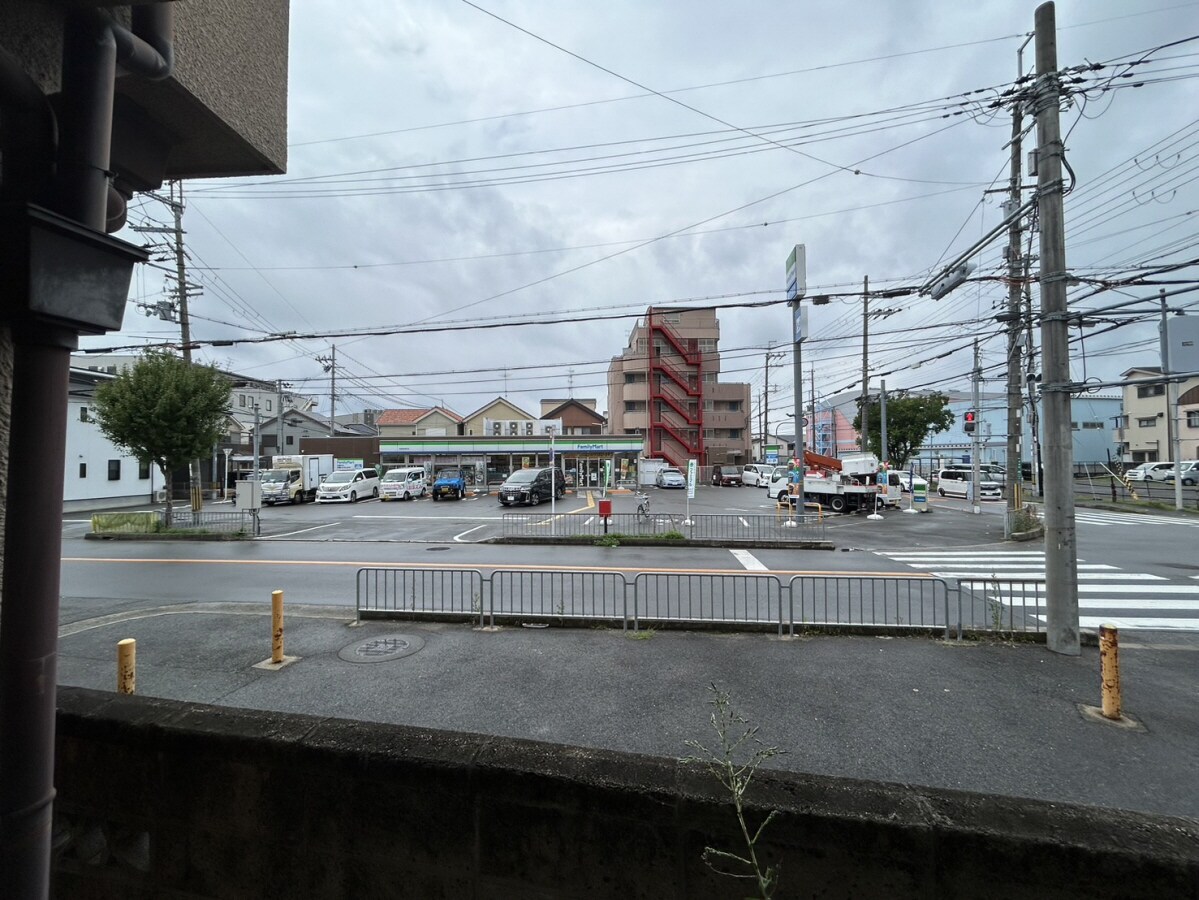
1099, 623, 1121, 720
271, 590, 284, 664
117, 638, 136, 694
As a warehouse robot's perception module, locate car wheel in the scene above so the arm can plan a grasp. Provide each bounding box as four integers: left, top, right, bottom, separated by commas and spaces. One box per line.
830, 496, 847, 513
433, 494, 440, 501
350, 491, 358, 503
938, 487, 947, 497
402, 490, 411, 501
457, 488, 465, 499
1185, 478, 1196, 486
372, 487, 379, 498
530, 493, 540, 506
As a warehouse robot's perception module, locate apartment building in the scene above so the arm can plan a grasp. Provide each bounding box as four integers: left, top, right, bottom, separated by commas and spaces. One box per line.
607, 307, 751, 470
1114, 366, 1199, 462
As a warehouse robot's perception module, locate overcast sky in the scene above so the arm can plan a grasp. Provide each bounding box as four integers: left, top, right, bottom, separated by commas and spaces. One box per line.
87, 0, 1199, 428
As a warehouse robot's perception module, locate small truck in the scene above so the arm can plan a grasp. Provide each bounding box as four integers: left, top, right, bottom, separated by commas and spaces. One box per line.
259, 454, 334, 505
431, 467, 467, 500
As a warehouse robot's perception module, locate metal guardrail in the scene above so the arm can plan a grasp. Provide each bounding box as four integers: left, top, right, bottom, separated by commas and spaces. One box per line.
165, 509, 251, 533
356, 567, 1046, 637
500, 512, 827, 542
91, 508, 250, 534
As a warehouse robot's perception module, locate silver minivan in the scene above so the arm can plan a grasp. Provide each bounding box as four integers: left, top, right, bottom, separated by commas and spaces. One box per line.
741, 463, 776, 487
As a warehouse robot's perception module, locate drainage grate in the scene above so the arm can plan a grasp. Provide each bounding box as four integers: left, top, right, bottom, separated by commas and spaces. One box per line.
338, 633, 426, 664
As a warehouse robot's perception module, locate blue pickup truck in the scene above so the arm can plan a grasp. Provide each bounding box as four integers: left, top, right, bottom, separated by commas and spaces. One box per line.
431, 468, 467, 500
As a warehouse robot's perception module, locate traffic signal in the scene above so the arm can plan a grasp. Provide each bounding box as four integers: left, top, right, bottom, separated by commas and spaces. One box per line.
963, 410, 977, 434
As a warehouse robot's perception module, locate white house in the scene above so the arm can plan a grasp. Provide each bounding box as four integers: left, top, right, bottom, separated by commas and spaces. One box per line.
66, 368, 167, 512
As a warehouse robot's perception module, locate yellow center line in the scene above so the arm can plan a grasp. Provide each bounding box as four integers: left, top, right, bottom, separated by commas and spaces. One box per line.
61, 556, 927, 578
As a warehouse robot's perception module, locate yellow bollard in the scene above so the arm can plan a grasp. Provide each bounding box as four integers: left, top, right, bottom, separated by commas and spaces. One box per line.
117, 638, 136, 694
271, 590, 284, 665
1099, 623, 1121, 720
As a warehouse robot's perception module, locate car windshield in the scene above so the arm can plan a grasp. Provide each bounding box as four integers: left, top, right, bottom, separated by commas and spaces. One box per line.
662, 469, 681, 476
506, 469, 537, 484
260, 470, 288, 483
381, 471, 406, 482
325, 472, 353, 484
438, 469, 462, 479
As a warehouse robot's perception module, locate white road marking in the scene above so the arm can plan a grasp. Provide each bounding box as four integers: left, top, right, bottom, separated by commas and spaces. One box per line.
453, 524, 487, 542
729, 549, 768, 571
261, 523, 338, 539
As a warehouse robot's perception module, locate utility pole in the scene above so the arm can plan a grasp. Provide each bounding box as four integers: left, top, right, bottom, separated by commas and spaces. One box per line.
1006, 34, 1034, 522
276, 379, 285, 452
1160, 289, 1184, 510
1034, 1, 1079, 656
861, 275, 870, 453
810, 366, 817, 456
971, 341, 982, 515
317, 345, 338, 436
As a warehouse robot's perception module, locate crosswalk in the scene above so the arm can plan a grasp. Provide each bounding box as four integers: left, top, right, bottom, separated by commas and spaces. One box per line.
875, 549, 1199, 632
1071, 508, 1199, 528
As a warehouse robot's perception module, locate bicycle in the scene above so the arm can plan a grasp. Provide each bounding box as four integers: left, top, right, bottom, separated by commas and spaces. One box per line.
634, 491, 651, 520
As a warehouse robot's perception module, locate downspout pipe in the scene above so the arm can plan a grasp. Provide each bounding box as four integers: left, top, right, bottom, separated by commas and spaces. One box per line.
0, 7, 174, 897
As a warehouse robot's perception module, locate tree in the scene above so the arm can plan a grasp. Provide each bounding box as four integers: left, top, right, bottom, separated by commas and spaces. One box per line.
851, 393, 954, 467
92, 350, 230, 526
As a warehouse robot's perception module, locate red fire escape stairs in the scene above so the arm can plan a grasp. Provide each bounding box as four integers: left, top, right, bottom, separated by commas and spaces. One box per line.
647, 310, 704, 468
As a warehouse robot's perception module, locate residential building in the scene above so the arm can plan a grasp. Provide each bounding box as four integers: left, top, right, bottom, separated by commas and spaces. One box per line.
1113, 366, 1199, 462
376, 406, 464, 437
541, 398, 606, 435
65, 368, 167, 511
606, 307, 751, 470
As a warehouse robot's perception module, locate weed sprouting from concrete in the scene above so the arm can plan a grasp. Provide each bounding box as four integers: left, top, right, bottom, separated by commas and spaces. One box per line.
681, 683, 785, 899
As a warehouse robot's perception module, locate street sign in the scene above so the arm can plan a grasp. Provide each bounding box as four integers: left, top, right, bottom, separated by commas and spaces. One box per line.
785, 244, 806, 301
686, 459, 697, 500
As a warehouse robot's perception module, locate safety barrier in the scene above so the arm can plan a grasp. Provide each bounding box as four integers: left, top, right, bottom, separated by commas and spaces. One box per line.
500, 512, 826, 542
356, 567, 1046, 636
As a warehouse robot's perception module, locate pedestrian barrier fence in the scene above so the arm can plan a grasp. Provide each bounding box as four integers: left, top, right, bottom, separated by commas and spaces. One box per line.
500, 512, 826, 542
90, 508, 250, 535
356, 567, 1047, 636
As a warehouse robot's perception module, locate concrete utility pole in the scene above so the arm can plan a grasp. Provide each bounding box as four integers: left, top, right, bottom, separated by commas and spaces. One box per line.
1160, 290, 1184, 510
1034, 1, 1079, 655
861, 276, 870, 452
317, 345, 338, 436
971, 341, 982, 515
1006, 34, 1034, 521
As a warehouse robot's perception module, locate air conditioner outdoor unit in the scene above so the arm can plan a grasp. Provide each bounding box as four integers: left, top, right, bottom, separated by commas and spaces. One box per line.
525, 422, 534, 435
154, 489, 168, 502
509, 422, 519, 434
492, 422, 502, 435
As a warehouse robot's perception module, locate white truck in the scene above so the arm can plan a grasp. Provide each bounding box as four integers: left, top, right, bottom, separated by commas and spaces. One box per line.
260, 454, 335, 505
770, 451, 900, 513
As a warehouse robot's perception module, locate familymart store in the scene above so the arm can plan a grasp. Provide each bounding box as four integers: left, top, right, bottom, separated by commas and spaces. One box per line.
378, 435, 645, 490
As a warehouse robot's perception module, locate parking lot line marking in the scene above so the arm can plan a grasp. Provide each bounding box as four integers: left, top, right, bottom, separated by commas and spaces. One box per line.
729, 549, 768, 571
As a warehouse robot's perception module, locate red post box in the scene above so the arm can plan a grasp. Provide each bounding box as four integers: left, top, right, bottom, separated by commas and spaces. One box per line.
598, 499, 613, 518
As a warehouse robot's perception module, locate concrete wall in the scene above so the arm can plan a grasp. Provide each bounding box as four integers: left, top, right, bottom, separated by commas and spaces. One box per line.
52, 688, 1199, 899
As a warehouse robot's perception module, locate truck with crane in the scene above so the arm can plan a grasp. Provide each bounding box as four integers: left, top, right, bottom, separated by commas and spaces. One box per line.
768, 451, 899, 513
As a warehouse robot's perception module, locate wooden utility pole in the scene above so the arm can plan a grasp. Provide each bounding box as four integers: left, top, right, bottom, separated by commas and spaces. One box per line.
1034, 1, 1079, 656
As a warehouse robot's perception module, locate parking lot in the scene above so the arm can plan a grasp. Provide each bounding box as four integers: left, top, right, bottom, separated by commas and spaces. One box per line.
222, 480, 915, 542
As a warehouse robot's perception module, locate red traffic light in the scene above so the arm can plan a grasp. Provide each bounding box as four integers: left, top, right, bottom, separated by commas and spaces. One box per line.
963, 410, 977, 433
964, 411, 976, 423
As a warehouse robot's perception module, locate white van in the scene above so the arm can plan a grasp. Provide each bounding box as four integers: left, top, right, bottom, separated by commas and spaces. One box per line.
315, 467, 380, 503
379, 466, 427, 501
741, 463, 776, 487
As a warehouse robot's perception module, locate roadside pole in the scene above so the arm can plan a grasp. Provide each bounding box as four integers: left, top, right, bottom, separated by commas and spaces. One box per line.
971, 341, 982, 515
1034, 1, 1080, 655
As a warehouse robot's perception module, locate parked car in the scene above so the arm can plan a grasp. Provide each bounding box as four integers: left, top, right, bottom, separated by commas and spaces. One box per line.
740, 463, 776, 487
432, 468, 467, 500
938, 463, 1006, 485
1162, 460, 1199, 486
1127, 461, 1175, 482
935, 470, 1002, 500
711, 465, 743, 487
498, 466, 566, 506
896, 472, 929, 493
379, 466, 427, 501
315, 468, 379, 503
655, 467, 686, 489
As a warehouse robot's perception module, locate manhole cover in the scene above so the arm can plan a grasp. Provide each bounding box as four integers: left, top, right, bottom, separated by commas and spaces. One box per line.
338, 633, 425, 663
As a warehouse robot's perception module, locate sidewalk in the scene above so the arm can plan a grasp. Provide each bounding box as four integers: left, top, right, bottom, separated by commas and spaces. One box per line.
56, 593, 1199, 823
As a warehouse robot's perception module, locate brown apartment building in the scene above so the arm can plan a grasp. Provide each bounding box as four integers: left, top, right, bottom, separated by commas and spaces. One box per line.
607, 307, 752, 471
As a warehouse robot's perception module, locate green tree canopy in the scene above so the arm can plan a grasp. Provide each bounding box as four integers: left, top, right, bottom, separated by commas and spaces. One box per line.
851, 393, 955, 466
92, 350, 230, 516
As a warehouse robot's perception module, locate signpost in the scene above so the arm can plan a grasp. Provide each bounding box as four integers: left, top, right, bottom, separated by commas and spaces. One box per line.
685, 458, 697, 525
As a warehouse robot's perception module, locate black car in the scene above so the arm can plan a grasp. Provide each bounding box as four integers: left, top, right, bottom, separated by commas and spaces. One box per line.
497, 467, 566, 506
